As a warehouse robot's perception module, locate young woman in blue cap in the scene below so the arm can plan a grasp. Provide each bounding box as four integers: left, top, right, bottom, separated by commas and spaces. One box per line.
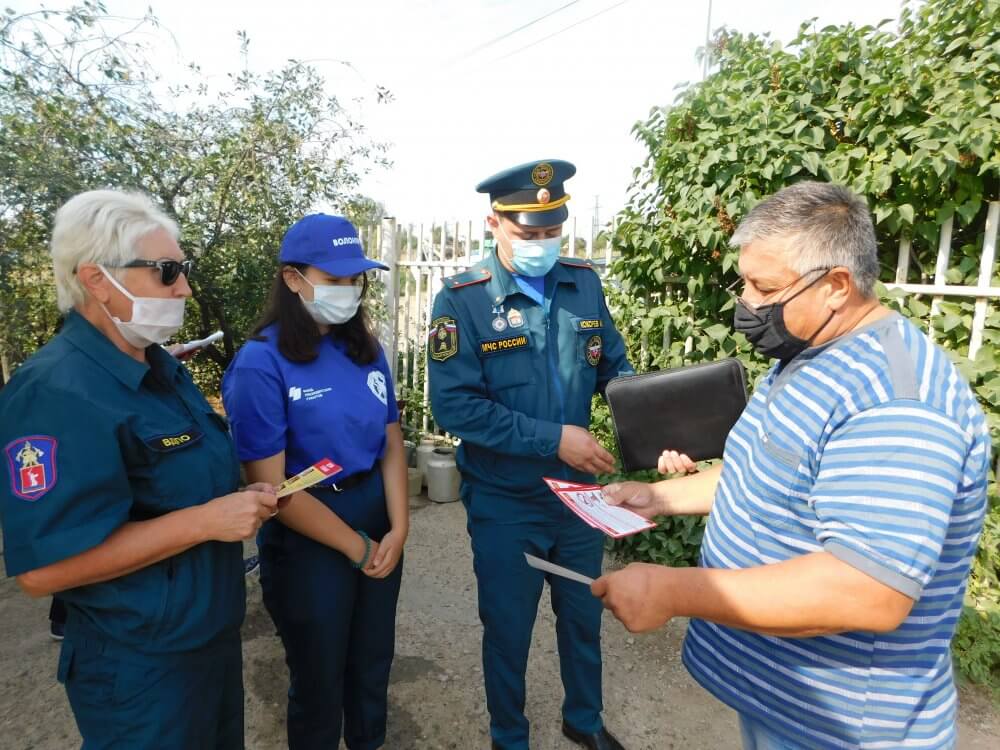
222, 214, 408, 750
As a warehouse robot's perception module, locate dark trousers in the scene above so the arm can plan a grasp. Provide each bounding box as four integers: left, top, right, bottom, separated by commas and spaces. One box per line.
58, 635, 243, 750
259, 471, 403, 750
464, 487, 606, 750
50, 596, 67, 623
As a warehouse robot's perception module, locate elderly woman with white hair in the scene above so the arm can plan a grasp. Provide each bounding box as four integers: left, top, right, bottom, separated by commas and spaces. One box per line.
0, 189, 278, 749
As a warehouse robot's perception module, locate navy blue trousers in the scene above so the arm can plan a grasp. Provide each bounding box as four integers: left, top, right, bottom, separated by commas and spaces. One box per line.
464, 485, 606, 750
259, 471, 402, 750
59, 633, 243, 750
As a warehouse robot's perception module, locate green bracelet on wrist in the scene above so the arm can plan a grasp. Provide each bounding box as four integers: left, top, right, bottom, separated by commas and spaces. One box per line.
351, 530, 372, 569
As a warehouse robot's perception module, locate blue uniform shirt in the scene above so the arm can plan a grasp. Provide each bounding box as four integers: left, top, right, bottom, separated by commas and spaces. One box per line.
0, 312, 244, 654
428, 253, 633, 497
221, 324, 399, 482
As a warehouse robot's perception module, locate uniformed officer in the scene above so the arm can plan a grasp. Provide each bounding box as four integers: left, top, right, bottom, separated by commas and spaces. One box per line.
428, 160, 634, 750
0, 189, 277, 749
221, 214, 408, 750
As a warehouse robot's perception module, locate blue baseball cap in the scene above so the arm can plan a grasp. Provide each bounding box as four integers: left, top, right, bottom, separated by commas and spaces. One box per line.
279, 214, 389, 276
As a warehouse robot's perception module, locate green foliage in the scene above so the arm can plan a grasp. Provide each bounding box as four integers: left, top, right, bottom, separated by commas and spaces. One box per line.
954, 494, 1000, 696
954, 604, 1000, 695
0, 2, 389, 391
614, 0, 999, 377
343, 197, 387, 228
608, 505, 706, 568
603, 0, 1000, 690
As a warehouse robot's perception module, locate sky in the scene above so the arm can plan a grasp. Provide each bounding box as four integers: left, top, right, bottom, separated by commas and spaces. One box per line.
15, 0, 907, 228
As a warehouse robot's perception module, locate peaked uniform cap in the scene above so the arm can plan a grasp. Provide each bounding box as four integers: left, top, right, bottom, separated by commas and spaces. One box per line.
475, 159, 576, 227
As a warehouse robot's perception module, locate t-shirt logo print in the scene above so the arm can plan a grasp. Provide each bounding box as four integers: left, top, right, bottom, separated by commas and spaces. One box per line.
367, 371, 388, 405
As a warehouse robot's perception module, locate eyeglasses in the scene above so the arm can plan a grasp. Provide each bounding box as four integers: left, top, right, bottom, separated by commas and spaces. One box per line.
117, 259, 194, 285
726, 267, 831, 310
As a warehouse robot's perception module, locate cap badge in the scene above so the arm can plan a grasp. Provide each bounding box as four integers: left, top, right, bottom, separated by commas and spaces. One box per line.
531, 163, 553, 187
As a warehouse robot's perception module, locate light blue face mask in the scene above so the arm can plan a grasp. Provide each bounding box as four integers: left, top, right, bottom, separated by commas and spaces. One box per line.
497, 221, 560, 277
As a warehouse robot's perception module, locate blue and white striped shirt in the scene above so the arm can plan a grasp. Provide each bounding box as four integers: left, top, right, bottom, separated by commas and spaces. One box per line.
682, 313, 991, 750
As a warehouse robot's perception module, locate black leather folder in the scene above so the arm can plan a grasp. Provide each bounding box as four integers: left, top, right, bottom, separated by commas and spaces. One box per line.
606, 358, 749, 472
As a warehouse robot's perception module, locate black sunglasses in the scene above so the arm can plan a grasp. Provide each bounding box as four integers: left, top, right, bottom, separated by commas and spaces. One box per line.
119, 258, 194, 285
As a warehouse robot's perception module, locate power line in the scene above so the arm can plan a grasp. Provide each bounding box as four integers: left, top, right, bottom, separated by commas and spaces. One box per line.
592, 195, 601, 243
702, 0, 713, 80
446, 0, 585, 65
491, 0, 633, 63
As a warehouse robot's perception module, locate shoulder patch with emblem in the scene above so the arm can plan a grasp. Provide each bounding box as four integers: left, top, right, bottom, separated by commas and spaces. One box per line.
585, 335, 603, 366
444, 268, 492, 289
429, 316, 459, 361
4, 435, 58, 501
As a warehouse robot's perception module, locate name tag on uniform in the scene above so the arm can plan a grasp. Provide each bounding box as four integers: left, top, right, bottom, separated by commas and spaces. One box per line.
479, 334, 530, 357
576, 319, 603, 330
143, 427, 204, 452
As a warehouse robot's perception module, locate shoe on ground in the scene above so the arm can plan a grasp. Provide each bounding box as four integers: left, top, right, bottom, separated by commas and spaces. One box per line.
243, 555, 260, 576
49, 620, 65, 641
562, 721, 625, 750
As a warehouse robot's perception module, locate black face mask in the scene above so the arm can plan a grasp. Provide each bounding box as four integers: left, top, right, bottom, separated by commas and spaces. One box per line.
733, 271, 834, 361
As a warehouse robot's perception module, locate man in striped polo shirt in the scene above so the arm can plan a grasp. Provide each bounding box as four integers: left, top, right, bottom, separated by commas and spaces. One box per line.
596, 182, 991, 750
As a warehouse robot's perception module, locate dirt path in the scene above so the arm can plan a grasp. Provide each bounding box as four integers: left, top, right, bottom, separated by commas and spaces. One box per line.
1, 496, 998, 749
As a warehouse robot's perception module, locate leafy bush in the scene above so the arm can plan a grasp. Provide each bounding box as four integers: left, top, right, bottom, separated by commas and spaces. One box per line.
953, 494, 1000, 696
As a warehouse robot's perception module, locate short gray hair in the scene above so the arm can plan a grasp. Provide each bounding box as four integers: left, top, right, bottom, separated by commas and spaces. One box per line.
51, 189, 179, 312
730, 182, 879, 297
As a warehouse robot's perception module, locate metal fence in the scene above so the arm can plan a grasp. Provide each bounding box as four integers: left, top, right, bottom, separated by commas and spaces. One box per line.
367, 201, 999, 439
885, 201, 999, 359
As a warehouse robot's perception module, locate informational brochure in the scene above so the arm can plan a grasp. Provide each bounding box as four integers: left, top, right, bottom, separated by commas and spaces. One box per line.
543, 477, 656, 539
173, 330, 224, 356
276, 458, 343, 498
524, 553, 594, 585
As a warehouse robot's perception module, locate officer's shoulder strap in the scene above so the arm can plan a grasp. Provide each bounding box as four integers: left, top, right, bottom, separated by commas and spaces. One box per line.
444, 267, 492, 289
557, 256, 596, 271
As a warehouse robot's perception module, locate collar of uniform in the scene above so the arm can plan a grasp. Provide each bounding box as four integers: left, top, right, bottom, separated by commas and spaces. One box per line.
482, 250, 576, 305
61, 310, 171, 391
547, 258, 576, 288
147, 340, 182, 382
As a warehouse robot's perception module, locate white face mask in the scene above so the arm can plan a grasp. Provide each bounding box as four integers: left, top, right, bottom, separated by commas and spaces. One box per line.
496, 220, 561, 277
297, 271, 362, 325
98, 264, 186, 348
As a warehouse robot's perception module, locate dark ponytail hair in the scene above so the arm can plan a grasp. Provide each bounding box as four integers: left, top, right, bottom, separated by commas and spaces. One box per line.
250, 263, 379, 366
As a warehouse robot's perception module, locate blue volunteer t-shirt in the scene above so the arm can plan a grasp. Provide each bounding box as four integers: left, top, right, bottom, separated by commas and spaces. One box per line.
221, 324, 399, 482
